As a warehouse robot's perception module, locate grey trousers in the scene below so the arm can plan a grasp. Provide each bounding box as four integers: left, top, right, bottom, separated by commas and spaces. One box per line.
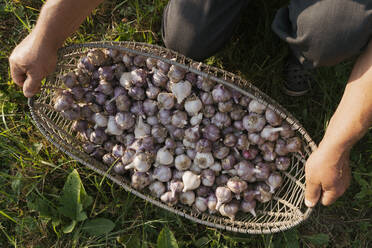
162, 0, 372, 68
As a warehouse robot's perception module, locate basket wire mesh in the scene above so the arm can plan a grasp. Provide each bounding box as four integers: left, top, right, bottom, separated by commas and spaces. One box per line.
28, 41, 316, 234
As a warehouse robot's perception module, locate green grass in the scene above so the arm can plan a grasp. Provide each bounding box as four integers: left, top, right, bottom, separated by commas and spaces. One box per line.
1, 0, 372, 247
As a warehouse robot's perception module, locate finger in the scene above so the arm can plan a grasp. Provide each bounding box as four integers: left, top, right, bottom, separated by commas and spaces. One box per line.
9, 62, 26, 87
23, 73, 42, 98
320, 190, 339, 206
304, 181, 321, 207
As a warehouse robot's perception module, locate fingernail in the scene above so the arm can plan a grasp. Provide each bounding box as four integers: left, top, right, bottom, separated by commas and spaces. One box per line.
305, 199, 315, 207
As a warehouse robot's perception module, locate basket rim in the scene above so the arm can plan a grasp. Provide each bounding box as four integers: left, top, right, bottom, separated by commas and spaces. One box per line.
28, 41, 316, 234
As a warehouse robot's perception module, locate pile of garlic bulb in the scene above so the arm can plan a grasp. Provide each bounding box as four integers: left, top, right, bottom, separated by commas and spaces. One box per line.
53, 48, 302, 221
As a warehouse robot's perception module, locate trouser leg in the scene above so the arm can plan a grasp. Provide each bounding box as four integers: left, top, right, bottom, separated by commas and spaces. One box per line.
272, 0, 372, 68
162, 0, 249, 61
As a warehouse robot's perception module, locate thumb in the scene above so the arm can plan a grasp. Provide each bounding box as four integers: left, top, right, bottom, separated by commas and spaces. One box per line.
304, 180, 321, 207
9, 62, 26, 87
23, 73, 42, 98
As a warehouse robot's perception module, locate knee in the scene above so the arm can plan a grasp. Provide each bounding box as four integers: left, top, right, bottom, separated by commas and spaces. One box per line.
163, 29, 213, 61
283, 0, 372, 67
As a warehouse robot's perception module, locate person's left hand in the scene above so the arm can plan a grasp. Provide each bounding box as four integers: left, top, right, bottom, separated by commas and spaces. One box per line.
304, 143, 351, 207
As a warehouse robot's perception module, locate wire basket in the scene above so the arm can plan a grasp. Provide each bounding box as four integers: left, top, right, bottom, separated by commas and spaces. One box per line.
28, 41, 316, 234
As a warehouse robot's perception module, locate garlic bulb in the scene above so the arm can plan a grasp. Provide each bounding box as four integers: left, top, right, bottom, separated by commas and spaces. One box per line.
193, 152, 214, 169
215, 186, 232, 210
190, 162, 202, 175
153, 165, 172, 182
255, 183, 272, 203
248, 100, 266, 114
265, 172, 283, 193
260, 125, 284, 141
201, 169, 215, 187
120, 72, 132, 88
157, 93, 175, 110
275, 156, 291, 171
134, 117, 151, 138
149, 181, 166, 198
194, 197, 208, 213
182, 171, 201, 192
174, 154, 192, 171
115, 112, 135, 130
168, 179, 184, 197
184, 96, 203, 116
105, 116, 123, 136
156, 147, 173, 165
125, 152, 152, 172
210, 162, 222, 173
227, 177, 248, 199
219, 201, 239, 220
93, 113, 108, 127
112, 144, 125, 158
171, 80, 192, 104
241, 200, 257, 217
196, 185, 211, 197
243, 113, 266, 133
131, 172, 151, 190
253, 162, 271, 180
265, 108, 282, 127
207, 194, 218, 214
190, 113, 203, 126
179, 191, 195, 206
160, 191, 178, 206
286, 137, 302, 153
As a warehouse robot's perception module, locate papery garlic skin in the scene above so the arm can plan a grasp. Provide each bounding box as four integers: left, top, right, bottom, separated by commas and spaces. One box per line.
182, 171, 201, 192
184, 96, 203, 116
180, 191, 195, 206
155, 147, 174, 165
174, 154, 192, 171
149, 181, 166, 198
193, 152, 214, 169
171, 80, 192, 104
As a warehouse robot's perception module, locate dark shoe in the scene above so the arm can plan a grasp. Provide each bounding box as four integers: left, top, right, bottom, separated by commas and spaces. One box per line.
283, 56, 313, 96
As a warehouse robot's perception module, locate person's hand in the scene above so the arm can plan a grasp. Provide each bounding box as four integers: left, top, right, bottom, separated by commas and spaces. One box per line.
304, 143, 351, 207
9, 32, 58, 97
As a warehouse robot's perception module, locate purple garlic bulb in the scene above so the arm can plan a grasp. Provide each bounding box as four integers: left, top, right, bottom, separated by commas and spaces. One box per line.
168, 65, 186, 83
193, 196, 208, 213
286, 137, 302, 153
207, 194, 218, 214
265, 172, 283, 193
149, 181, 166, 198
260, 125, 284, 142
201, 169, 215, 187
243, 113, 266, 133
275, 156, 291, 171
227, 177, 248, 200
168, 179, 184, 197
202, 124, 220, 142
265, 108, 282, 127
174, 154, 192, 171
179, 191, 195, 206
153, 165, 172, 182
248, 100, 266, 114
219, 201, 239, 220
131, 172, 151, 190
212, 84, 231, 102
215, 186, 232, 210
241, 200, 257, 217
160, 191, 178, 206
253, 162, 271, 180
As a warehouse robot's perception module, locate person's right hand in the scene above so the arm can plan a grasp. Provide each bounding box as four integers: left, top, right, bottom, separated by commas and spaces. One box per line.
9, 32, 58, 97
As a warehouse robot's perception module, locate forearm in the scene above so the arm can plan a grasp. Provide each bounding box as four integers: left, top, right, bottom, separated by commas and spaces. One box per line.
320, 41, 372, 152
31, 0, 104, 50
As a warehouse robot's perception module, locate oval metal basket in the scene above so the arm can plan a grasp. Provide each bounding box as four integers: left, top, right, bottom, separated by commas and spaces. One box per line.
28, 41, 316, 234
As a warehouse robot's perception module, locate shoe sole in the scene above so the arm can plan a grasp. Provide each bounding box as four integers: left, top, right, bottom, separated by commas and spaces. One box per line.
283, 87, 309, 97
